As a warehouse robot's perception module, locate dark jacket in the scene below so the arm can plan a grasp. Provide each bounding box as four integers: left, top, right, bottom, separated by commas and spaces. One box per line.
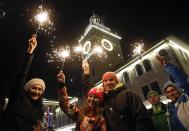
0, 53, 44, 131
103, 84, 154, 131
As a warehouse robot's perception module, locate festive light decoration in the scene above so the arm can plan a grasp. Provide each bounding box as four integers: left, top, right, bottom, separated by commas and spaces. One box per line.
101, 39, 113, 51
83, 41, 91, 55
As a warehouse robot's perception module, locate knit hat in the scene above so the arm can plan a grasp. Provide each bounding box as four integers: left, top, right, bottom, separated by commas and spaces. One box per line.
163, 81, 183, 93
24, 78, 46, 93
102, 72, 118, 84
88, 87, 104, 104
147, 91, 160, 99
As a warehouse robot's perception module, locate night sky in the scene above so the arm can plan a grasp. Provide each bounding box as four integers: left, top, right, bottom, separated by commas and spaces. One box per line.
0, 0, 188, 100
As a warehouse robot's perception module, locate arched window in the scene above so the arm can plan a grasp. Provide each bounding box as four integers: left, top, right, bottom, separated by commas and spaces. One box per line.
143, 59, 152, 72
135, 64, 143, 76
141, 85, 149, 99
150, 81, 162, 95
122, 71, 130, 83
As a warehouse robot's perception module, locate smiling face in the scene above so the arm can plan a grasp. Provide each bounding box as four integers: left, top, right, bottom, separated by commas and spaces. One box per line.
165, 86, 181, 102
103, 78, 117, 93
87, 94, 101, 108
29, 85, 43, 100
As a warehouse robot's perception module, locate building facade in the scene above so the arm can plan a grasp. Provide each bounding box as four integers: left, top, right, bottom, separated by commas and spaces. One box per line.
44, 16, 189, 130
95, 36, 189, 108
79, 14, 125, 84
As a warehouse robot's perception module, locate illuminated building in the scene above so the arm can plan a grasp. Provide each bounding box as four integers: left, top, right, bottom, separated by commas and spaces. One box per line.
94, 35, 189, 109
79, 13, 125, 84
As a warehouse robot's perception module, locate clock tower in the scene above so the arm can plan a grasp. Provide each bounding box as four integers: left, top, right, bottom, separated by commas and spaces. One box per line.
79, 14, 124, 83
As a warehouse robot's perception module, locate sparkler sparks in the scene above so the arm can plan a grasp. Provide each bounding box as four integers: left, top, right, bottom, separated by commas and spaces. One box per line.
73, 45, 83, 53
46, 46, 70, 70
84, 46, 106, 60
30, 5, 55, 35
132, 41, 144, 56
35, 10, 49, 25
59, 49, 70, 59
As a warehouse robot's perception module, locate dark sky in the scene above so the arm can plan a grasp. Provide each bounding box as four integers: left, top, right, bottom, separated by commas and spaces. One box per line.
0, 0, 189, 100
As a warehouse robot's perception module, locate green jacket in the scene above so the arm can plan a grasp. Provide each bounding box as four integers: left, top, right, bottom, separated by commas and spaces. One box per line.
149, 102, 170, 131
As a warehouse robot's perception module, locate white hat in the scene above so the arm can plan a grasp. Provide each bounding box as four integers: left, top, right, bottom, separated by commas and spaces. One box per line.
24, 78, 46, 92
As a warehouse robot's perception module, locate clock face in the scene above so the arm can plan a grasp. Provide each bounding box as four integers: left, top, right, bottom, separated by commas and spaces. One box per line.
101, 39, 113, 51
83, 39, 113, 55
83, 41, 91, 54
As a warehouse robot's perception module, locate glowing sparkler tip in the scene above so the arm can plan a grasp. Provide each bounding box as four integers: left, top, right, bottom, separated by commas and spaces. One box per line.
74, 46, 83, 52
132, 42, 144, 56
94, 46, 103, 53
35, 11, 49, 24
59, 50, 70, 58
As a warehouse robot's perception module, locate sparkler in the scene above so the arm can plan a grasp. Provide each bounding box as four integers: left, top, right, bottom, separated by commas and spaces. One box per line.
46, 46, 70, 70
73, 45, 83, 53
72, 44, 84, 60
32, 5, 54, 35
59, 49, 70, 71
132, 41, 144, 56
84, 46, 104, 60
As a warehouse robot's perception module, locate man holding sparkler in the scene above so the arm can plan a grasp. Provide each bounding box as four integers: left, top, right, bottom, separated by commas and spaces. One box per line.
101, 71, 153, 131
0, 34, 46, 131
74, 59, 153, 131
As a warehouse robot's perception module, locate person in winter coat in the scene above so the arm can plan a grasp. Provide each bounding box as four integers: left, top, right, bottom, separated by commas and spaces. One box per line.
147, 91, 170, 131
0, 34, 46, 131
102, 71, 154, 131
156, 51, 189, 93
163, 81, 189, 131
57, 60, 106, 131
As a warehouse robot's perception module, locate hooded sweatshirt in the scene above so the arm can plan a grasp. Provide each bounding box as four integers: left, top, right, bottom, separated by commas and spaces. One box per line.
163, 81, 189, 131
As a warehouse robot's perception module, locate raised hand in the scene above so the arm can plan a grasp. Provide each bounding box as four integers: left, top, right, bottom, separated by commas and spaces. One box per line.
82, 59, 90, 75
27, 34, 37, 54
57, 70, 65, 83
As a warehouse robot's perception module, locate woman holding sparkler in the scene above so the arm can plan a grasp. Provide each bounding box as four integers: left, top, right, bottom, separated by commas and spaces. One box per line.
0, 34, 46, 131
57, 60, 107, 131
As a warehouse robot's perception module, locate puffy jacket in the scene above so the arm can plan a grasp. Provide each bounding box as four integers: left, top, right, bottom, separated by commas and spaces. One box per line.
103, 84, 154, 131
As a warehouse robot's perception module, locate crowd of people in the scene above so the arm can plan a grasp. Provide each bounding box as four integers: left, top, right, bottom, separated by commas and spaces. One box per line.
0, 34, 189, 131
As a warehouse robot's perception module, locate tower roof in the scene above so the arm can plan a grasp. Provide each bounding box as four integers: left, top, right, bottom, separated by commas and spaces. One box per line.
79, 14, 121, 43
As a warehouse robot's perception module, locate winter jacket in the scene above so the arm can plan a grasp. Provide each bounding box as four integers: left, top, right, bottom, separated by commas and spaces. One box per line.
58, 84, 106, 131
0, 53, 44, 131
103, 84, 154, 131
163, 81, 189, 131
163, 63, 189, 131
149, 102, 170, 131
164, 63, 189, 93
